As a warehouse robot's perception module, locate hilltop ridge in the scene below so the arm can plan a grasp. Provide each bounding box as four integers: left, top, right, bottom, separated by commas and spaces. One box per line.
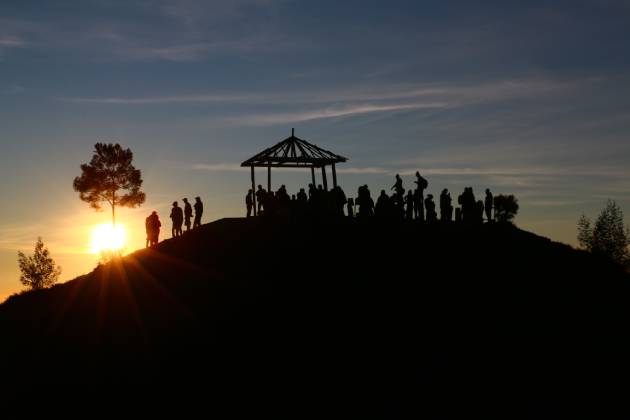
2, 218, 630, 417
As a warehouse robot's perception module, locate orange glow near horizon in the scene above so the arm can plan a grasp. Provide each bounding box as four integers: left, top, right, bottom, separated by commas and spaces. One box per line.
90, 223, 127, 255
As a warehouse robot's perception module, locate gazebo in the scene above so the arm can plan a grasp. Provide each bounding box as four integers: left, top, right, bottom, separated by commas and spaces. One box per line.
241, 129, 348, 215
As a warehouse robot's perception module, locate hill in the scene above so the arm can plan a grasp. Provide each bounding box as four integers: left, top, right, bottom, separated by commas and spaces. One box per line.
2, 217, 630, 417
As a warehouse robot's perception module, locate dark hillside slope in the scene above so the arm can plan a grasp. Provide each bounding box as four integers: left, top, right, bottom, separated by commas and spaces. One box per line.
2, 218, 630, 417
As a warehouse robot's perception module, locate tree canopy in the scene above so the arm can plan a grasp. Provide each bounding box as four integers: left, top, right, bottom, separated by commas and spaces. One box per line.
578, 200, 629, 268
17, 237, 62, 291
73, 143, 146, 225
494, 194, 519, 223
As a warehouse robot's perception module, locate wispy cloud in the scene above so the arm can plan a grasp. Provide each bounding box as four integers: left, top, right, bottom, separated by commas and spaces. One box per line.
529, 200, 585, 207
337, 167, 389, 174
189, 161, 630, 179
191, 163, 246, 172
116, 37, 280, 61
66, 93, 257, 105
0, 36, 25, 47
60, 77, 587, 124
236, 103, 448, 125
62, 78, 573, 105
0, 223, 43, 251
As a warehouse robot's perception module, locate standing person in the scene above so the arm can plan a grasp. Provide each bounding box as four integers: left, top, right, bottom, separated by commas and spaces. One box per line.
414, 171, 428, 221
145, 213, 152, 248
485, 189, 494, 222
391, 174, 404, 198
193, 196, 203, 228
425, 194, 437, 222
440, 189, 452, 221
170, 201, 183, 237
405, 190, 414, 220
149, 211, 161, 247
183, 198, 193, 232
414, 171, 428, 193
246, 189, 253, 217
346, 198, 355, 218
255, 185, 265, 215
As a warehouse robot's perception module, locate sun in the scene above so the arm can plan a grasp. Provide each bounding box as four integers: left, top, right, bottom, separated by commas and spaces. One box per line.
90, 223, 127, 254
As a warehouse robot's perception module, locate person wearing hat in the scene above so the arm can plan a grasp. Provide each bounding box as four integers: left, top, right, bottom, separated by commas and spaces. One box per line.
193, 196, 203, 229
183, 198, 193, 232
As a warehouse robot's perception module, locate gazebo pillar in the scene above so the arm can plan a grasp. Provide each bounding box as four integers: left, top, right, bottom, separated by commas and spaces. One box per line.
267, 165, 271, 192
321, 166, 328, 191
332, 163, 337, 188
250, 166, 257, 216
311, 167, 316, 186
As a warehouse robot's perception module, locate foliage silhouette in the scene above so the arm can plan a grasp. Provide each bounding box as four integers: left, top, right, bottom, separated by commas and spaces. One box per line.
578, 199, 630, 268
17, 237, 61, 291
73, 143, 146, 226
493, 194, 519, 223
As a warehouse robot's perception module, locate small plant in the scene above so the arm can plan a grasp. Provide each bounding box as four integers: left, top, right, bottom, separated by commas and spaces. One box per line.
17, 237, 62, 291
578, 200, 629, 268
493, 194, 519, 223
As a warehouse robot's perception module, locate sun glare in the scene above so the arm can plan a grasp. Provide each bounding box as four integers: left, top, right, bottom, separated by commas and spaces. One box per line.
90, 223, 127, 254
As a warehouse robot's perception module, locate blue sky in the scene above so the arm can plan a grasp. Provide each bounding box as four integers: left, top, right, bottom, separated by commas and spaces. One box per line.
1, 0, 629, 299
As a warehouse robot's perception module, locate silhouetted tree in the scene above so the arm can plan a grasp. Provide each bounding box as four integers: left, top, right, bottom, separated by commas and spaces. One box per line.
73, 143, 146, 226
17, 237, 61, 291
578, 200, 629, 268
494, 194, 519, 223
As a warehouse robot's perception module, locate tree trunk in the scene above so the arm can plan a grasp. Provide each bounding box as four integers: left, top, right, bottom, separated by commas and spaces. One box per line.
111, 190, 116, 228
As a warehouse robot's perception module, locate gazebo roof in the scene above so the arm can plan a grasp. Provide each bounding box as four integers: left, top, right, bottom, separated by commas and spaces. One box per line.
241, 130, 347, 168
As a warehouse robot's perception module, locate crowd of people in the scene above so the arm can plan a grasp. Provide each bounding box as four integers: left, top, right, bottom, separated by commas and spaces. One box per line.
244, 172, 498, 224
145, 196, 204, 248
143, 173, 504, 249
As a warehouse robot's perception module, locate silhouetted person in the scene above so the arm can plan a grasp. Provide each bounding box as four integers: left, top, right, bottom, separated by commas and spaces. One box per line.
276, 185, 290, 216
170, 201, 183, 237
193, 196, 203, 228
458, 187, 476, 223
313, 184, 326, 215
145, 213, 152, 247
145, 210, 161, 247
485, 188, 494, 222
290, 194, 297, 217
376, 190, 390, 219
392, 174, 404, 198
414, 171, 428, 193
297, 188, 308, 217
264, 191, 277, 216
405, 190, 414, 220
425, 194, 437, 222
331, 185, 347, 217
440, 189, 453, 221
246, 189, 253, 217
414, 171, 428, 221
356, 185, 374, 219
297, 188, 308, 203
256, 185, 265, 214
347, 198, 355, 218
414, 188, 424, 221
183, 198, 193, 232
476, 200, 485, 223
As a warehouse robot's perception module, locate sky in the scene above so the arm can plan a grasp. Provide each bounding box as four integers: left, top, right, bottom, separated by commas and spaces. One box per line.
1, 0, 629, 300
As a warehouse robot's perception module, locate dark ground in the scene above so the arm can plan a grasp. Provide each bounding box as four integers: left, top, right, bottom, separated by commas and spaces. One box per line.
2, 217, 630, 418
